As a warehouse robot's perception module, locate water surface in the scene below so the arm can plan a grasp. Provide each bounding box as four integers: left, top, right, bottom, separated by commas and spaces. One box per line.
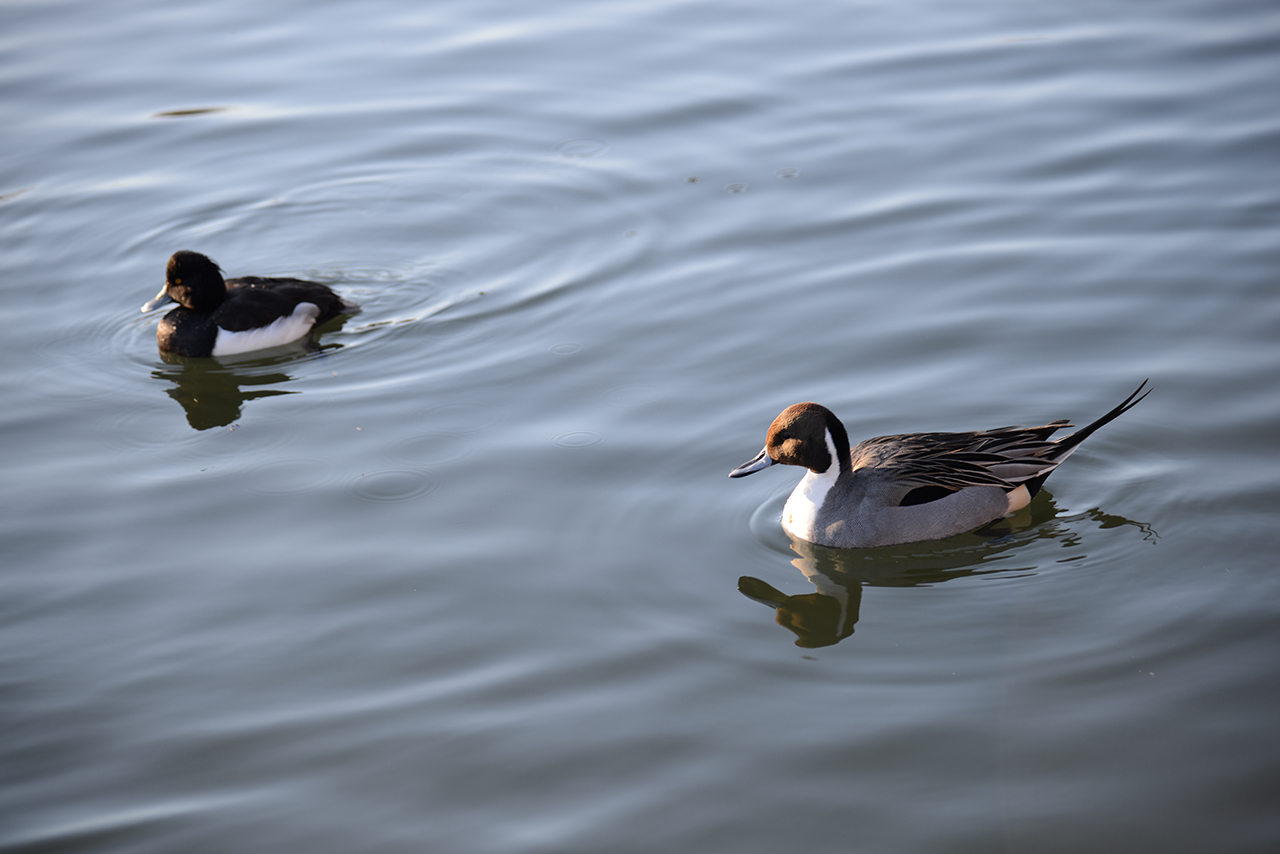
3, 0, 1278, 851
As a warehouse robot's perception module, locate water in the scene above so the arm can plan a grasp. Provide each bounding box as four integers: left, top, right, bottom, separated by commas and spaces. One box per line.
3, 0, 1279, 851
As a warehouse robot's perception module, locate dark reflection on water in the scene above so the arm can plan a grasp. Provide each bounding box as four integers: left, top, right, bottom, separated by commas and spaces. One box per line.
151, 341, 342, 430
146, 312, 358, 429
742, 499, 1157, 647
150, 106, 229, 118
153, 354, 296, 430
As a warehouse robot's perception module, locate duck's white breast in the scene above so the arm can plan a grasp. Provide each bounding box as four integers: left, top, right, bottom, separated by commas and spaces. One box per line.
781, 429, 842, 541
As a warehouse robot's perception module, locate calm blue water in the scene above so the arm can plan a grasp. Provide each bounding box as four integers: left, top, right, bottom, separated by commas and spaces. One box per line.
3, 0, 1279, 852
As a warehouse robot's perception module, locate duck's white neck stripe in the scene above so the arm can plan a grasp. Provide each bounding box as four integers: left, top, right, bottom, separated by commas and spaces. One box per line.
781, 428, 842, 541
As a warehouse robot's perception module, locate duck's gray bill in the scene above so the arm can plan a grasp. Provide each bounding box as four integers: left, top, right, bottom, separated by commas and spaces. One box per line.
729, 448, 774, 478
141, 287, 172, 313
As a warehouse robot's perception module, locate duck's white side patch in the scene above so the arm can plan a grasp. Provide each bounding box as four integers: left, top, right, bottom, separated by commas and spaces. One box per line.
211, 303, 321, 356
781, 428, 841, 541
1005, 483, 1031, 513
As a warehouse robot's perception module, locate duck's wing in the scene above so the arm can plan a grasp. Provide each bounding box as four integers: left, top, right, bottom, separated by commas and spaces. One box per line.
855, 425, 1072, 493
858, 380, 1152, 503
217, 278, 355, 331
212, 284, 307, 332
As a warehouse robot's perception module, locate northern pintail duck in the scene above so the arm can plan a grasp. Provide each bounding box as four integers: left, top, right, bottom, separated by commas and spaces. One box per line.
141, 251, 361, 357
730, 381, 1150, 548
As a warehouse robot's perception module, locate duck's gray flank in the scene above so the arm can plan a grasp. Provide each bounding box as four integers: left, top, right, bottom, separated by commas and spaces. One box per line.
730, 381, 1151, 549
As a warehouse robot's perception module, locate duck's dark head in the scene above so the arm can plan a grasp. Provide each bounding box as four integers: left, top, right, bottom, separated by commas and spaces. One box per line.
142, 251, 226, 313
164, 251, 226, 311
730, 402, 851, 477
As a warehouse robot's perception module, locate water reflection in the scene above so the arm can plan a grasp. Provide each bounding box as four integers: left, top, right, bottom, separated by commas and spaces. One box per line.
741, 501, 1156, 648
150, 342, 340, 430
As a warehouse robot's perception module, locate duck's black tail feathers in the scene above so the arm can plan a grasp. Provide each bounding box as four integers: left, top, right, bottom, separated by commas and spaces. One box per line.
1024, 379, 1151, 497
1056, 379, 1151, 455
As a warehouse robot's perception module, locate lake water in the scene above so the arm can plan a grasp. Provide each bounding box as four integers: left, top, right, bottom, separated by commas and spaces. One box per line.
3, 0, 1278, 851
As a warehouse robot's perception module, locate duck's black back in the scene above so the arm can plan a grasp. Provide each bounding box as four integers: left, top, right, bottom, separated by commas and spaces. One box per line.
215, 277, 349, 332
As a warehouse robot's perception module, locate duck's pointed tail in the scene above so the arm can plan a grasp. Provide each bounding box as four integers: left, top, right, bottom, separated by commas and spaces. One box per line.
1024, 379, 1151, 496
1057, 379, 1151, 454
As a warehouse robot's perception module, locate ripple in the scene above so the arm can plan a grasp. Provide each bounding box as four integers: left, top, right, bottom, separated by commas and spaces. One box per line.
299, 258, 440, 287
552, 431, 603, 449
747, 491, 794, 555
416, 400, 504, 434
599, 383, 663, 408
725, 183, 749, 194
349, 469, 438, 504
388, 400, 504, 465
389, 432, 475, 466
775, 167, 801, 179
96, 398, 192, 454
31, 312, 153, 402
111, 155, 656, 441
241, 458, 341, 497
555, 138, 608, 158
137, 154, 655, 349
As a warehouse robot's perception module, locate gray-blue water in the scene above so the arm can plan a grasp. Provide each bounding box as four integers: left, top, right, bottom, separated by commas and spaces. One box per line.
3, 1, 1278, 851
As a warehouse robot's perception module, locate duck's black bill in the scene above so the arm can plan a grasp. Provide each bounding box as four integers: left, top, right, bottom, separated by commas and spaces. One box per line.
729, 448, 774, 478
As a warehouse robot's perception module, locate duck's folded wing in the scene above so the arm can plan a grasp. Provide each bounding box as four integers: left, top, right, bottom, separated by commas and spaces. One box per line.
856, 381, 1150, 509
213, 286, 303, 331
857, 422, 1076, 495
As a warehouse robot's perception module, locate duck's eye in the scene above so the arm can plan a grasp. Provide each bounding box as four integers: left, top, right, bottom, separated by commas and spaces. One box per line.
777, 430, 791, 441
174, 278, 182, 285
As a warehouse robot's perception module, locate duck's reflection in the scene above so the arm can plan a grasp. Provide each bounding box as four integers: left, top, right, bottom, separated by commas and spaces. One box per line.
150, 341, 342, 430
740, 501, 1156, 648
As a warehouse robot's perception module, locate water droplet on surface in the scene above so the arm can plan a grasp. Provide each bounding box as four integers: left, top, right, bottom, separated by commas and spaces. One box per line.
552, 431, 603, 448
556, 139, 608, 158
350, 469, 437, 504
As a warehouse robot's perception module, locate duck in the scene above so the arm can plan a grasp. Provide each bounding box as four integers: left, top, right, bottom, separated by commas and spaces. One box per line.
730, 381, 1150, 548
141, 250, 361, 357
